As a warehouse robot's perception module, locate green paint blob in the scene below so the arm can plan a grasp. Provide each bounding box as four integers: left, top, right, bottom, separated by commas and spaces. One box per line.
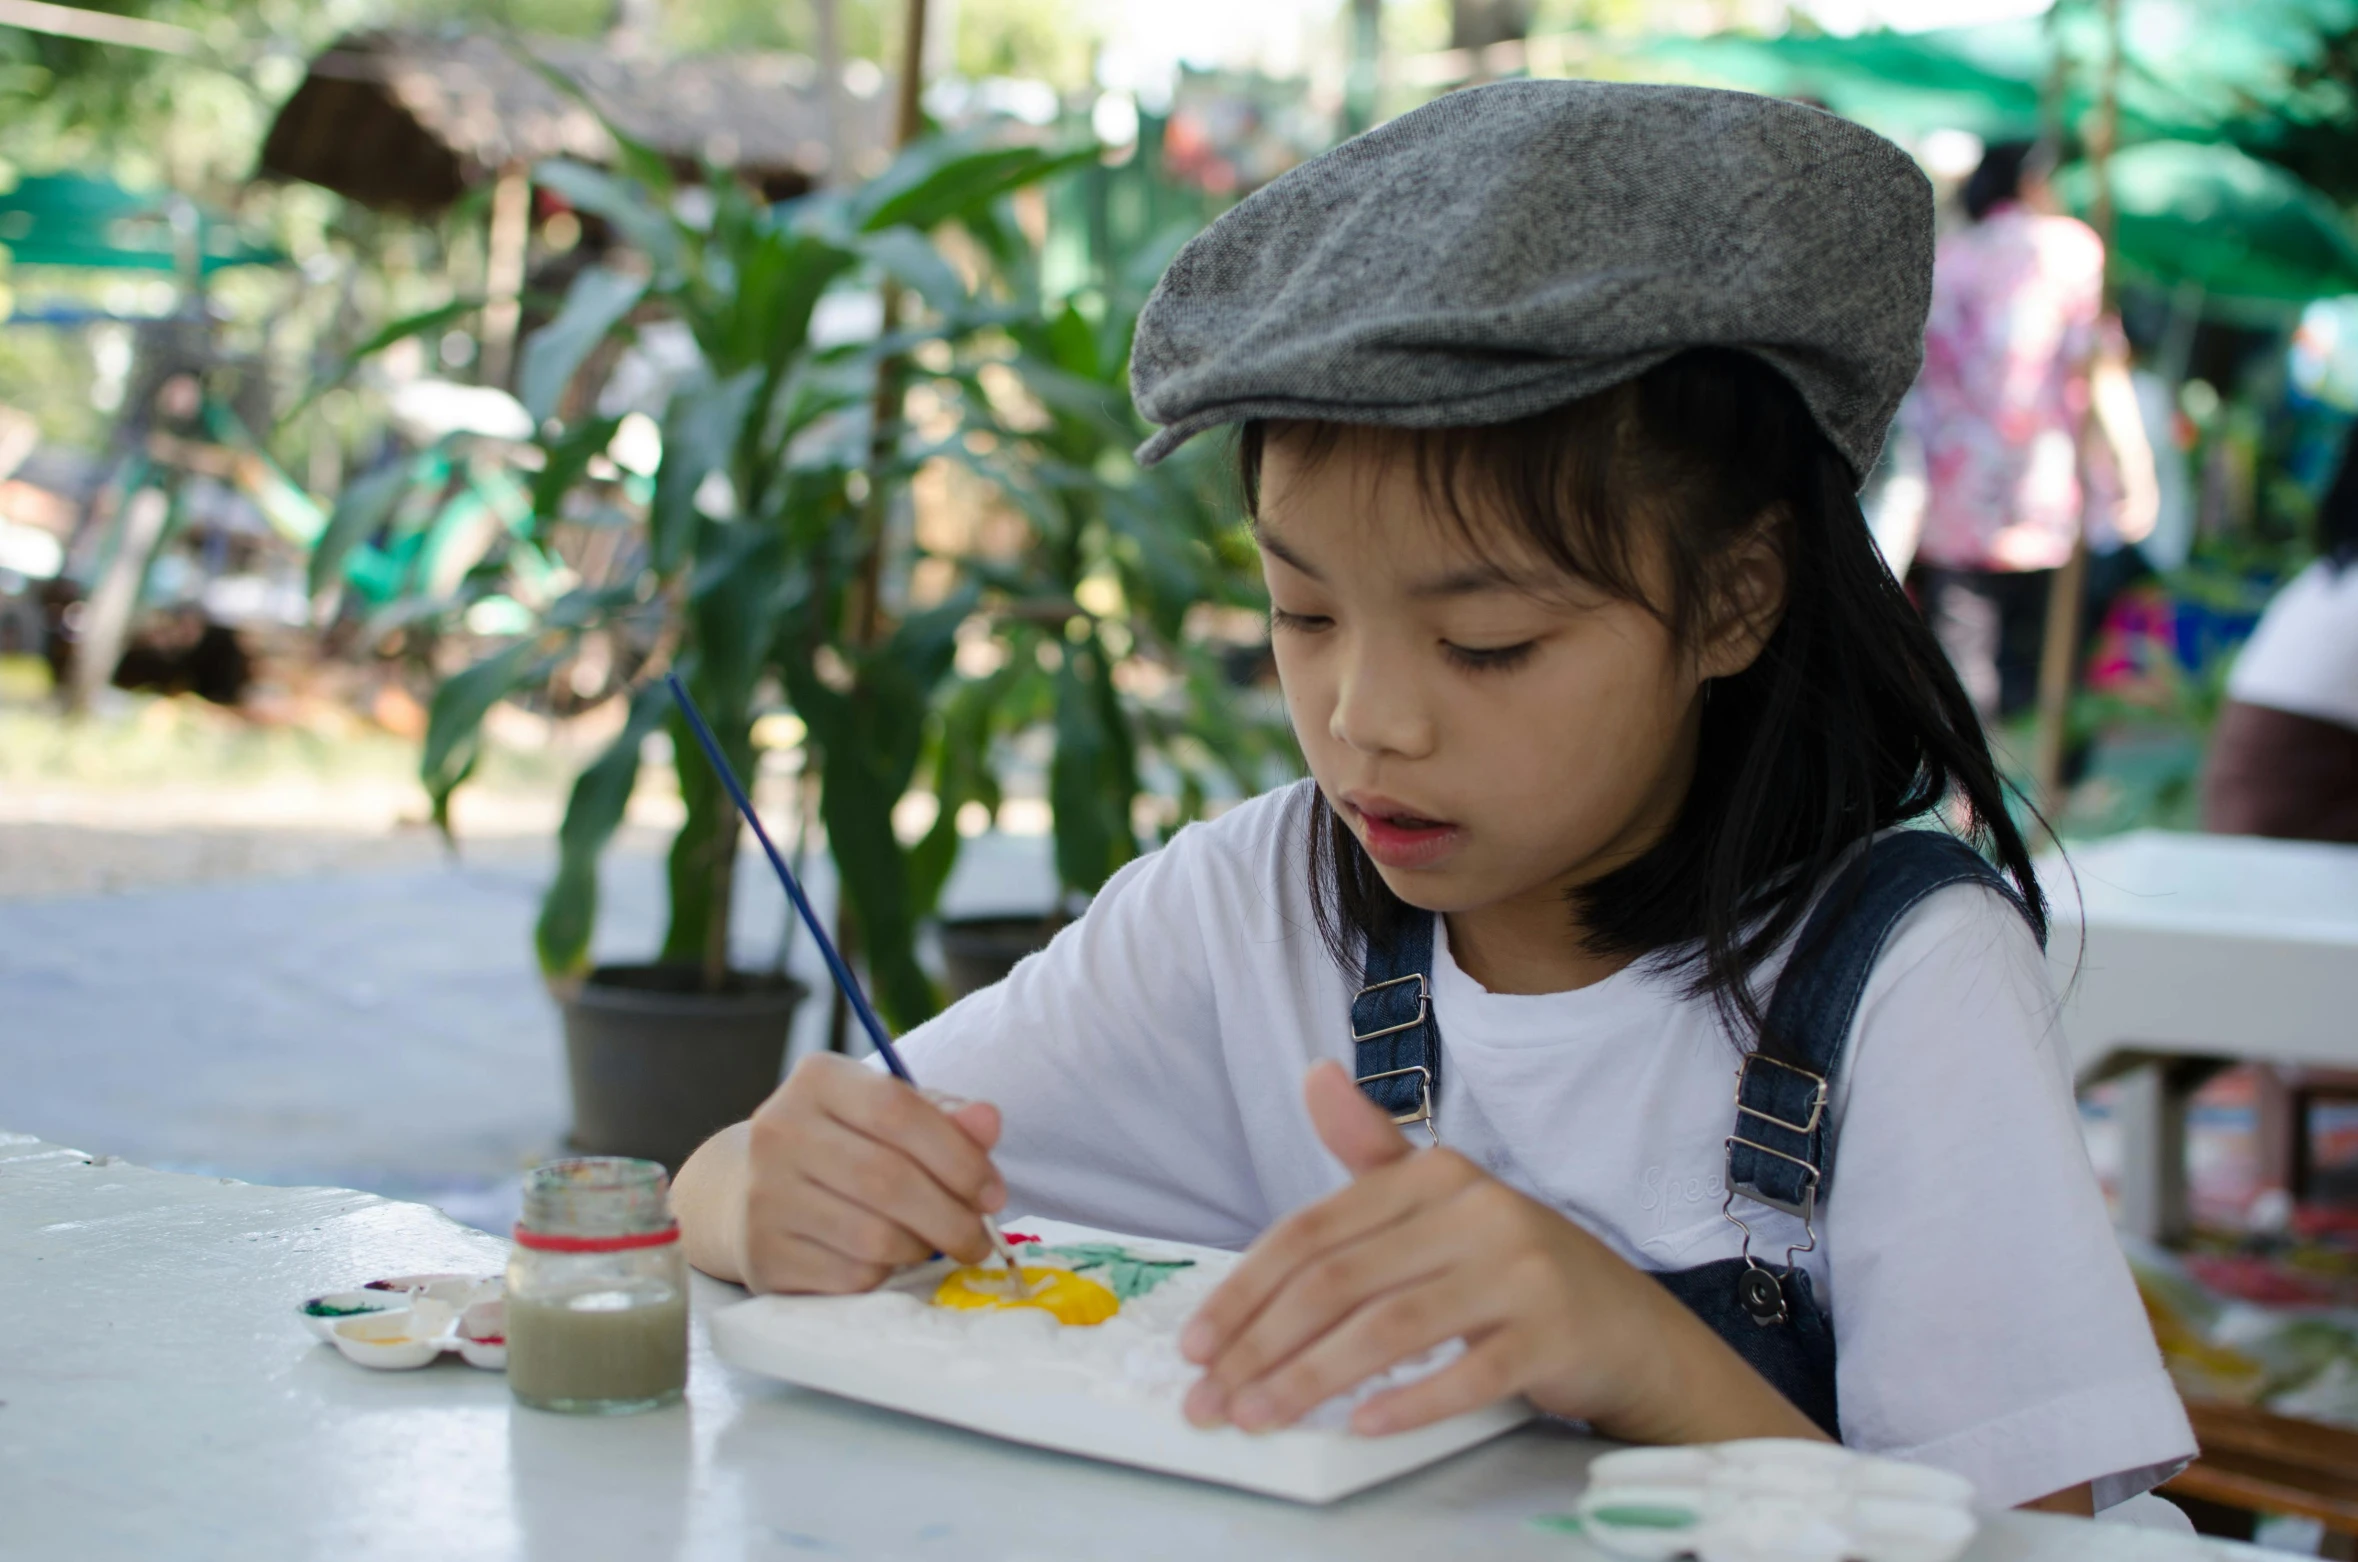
1589, 1504, 1700, 1530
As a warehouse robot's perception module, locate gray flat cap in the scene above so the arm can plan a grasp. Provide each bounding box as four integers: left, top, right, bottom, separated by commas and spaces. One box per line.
1131, 80, 1932, 484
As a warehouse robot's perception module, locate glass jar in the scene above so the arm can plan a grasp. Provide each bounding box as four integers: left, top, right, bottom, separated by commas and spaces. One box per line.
506, 1157, 688, 1414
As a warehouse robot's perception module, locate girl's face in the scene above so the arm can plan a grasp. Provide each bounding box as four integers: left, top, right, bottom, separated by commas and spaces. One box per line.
1257, 432, 1773, 938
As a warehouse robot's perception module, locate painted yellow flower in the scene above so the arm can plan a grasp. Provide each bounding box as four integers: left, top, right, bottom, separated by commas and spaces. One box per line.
932, 1264, 1120, 1326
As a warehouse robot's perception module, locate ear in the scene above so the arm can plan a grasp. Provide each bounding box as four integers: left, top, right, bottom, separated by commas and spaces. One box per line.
1696, 510, 1788, 683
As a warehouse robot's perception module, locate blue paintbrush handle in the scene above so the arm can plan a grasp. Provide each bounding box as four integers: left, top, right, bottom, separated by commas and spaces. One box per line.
662, 673, 911, 1083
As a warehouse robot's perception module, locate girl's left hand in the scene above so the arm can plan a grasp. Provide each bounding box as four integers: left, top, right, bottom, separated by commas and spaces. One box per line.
1178, 1059, 1824, 1446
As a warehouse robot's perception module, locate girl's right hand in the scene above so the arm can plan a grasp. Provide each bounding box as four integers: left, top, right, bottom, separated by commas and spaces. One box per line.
704, 1052, 1008, 1294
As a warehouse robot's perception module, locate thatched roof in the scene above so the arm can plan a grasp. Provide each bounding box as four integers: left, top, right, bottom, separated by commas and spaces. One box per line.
257, 31, 894, 215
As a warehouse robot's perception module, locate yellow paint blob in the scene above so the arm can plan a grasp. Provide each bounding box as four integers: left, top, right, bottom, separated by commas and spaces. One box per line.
931, 1265, 1120, 1326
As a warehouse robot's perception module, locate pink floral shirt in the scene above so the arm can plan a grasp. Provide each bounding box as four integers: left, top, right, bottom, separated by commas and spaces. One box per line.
1905, 205, 2106, 572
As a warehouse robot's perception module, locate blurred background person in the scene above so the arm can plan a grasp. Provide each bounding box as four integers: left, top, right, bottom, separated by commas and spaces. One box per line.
1904, 139, 2157, 722
2203, 424, 2358, 842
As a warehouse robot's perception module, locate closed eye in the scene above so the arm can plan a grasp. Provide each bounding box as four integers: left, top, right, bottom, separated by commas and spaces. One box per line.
1444, 640, 1535, 672
1270, 607, 1332, 635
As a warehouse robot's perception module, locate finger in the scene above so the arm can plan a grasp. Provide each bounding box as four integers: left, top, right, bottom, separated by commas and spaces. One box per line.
1305, 1058, 1415, 1177
947, 1101, 1005, 1170
781, 1166, 946, 1271
826, 1067, 1006, 1212
1223, 1275, 1485, 1433
1181, 1148, 1481, 1367
1194, 1213, 1459, 1408
799, 1114, 997, 1264
742, 1227, 893, 1296
1204, 1197, 1507, 1430
1348, 1333, 1525, 1437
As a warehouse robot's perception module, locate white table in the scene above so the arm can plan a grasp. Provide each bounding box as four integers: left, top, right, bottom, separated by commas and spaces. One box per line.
0, 1131, 2229, 1561
2039, 831, 2358, 1240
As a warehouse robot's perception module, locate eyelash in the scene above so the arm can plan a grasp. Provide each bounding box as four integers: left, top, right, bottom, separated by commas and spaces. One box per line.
1272, 609, 1535, 674
1445, 641, 1536, 673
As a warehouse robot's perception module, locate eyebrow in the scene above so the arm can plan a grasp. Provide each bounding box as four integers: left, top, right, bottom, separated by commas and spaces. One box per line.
1252, 522, 1537, 599
1251, 522, 1323, 580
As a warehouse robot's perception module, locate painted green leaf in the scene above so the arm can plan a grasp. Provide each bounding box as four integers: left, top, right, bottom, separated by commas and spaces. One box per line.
1033, 1244, 1197, 1301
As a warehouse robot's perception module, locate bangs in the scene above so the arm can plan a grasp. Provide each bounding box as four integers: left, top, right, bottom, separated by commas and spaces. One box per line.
1239, 368, 1794, 652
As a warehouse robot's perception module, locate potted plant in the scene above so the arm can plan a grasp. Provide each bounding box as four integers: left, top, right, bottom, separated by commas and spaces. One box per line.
325, 126, 1086, 1168
916, 214, 1299, 993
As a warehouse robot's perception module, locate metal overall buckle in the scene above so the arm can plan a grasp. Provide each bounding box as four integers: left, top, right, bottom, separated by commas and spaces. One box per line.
1352, 973, 1438, 1145
1720, 1057, 1827, 1327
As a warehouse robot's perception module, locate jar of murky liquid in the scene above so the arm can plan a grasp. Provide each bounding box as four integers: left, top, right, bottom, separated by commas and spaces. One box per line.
507, 1157, 688, 1414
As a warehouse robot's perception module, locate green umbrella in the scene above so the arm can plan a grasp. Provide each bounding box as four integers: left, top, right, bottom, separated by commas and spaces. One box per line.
0, 174, 283, 275
2053, 139, 2358, 309
1636, 28, 2053, 143
1634, 0, 2358, 148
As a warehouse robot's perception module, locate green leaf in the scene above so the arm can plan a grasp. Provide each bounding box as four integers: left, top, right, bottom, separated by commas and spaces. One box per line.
283, 299, 484, 423
854, 140, 1097, 235
1048, 637, 1139, 894
517, 266, 648, 426
908, 662, 1018, 918
855, 228, 969, 319
309, 452, 428, 597
535, 679, 672, 976
659, 686, 751, 975
786, 596, 972, 1029
533, 158, 682, 275
420, 636, 561, 821
529, 414, 624, 525
651, 368, 759, 574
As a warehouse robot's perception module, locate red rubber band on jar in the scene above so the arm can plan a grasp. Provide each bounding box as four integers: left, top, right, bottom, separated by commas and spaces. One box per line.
512, 1222, 681, 1253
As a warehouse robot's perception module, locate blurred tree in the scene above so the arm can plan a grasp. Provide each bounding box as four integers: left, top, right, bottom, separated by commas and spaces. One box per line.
952, 0, 1099, 90
1450, 0, 1530, 51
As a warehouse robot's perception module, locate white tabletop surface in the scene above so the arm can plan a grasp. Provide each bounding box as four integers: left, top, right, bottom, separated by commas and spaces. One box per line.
2036, 830, 2358, 1072
0, 1130, 2239, 1562
2041, 830, 2358, 945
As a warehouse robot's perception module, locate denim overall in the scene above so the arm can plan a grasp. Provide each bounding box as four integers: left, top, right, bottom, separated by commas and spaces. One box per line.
1347, 831, 2036, 1440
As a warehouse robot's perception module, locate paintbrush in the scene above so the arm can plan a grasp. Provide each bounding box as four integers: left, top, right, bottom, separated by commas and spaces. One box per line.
662, 674, 1035, 1297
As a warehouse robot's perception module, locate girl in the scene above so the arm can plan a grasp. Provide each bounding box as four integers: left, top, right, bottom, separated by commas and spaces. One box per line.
675, 81, 2193, 1515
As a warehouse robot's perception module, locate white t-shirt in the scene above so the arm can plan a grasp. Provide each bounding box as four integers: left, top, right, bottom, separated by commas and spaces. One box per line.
2226, 559, 2358, 732
896, 783, 2194, 1509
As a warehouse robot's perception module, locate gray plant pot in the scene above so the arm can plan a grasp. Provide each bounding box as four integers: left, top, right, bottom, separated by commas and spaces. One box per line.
558, 965, 807, 1173
937, 914, 1064, 1000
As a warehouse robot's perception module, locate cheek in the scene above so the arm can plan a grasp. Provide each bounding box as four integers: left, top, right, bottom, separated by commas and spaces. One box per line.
1469, 626, 1692, 806
1272, 638, 1334, 742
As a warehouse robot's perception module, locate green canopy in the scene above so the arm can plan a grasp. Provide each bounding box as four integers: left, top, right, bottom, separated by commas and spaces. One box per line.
2054, 139, 2358, 309
1636, 0, 2358, 148
0, 174, 283, 275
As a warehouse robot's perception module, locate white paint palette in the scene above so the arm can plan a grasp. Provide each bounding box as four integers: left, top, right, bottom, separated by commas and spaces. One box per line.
709, 1218, 1532, 1503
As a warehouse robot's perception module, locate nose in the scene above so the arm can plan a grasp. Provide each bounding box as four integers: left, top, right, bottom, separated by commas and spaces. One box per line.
1328, 634, 1436, 761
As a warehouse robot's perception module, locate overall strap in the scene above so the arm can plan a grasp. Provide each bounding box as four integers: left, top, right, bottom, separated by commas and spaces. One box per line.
1726, 831, 2029, 1234
1350, 917, 1442, 1142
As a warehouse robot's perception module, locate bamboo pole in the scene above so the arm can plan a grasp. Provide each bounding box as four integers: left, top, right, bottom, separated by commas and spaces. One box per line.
2028, 0, 2121, 811
478, 164, 532, 391
813, 0, 850, 186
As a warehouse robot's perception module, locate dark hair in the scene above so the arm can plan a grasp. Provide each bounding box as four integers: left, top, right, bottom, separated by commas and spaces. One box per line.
2320, 420, 2358, 572
1239, 348, 2047, 1061
1963, 140, 2050, 223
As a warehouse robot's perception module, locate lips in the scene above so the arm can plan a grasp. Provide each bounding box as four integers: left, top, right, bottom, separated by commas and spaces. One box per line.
1340, 792, 1465, 871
